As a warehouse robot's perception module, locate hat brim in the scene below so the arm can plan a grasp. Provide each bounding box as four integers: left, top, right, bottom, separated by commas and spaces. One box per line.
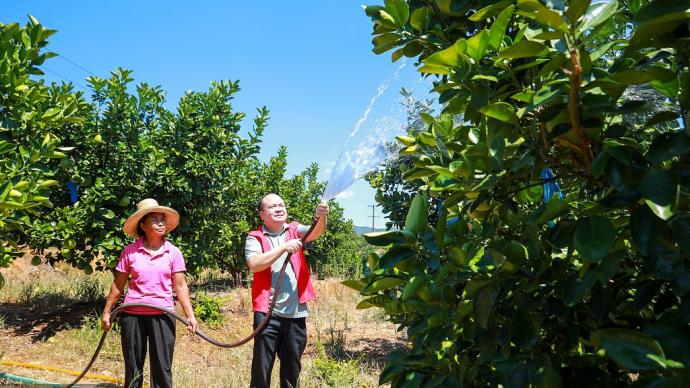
123, 206, 180, 237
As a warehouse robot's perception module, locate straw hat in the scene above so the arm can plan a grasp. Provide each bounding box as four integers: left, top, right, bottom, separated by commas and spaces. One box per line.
123, 198, 180, 237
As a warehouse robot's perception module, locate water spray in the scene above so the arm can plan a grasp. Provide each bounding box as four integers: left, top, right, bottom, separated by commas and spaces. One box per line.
321, 60, 436, 202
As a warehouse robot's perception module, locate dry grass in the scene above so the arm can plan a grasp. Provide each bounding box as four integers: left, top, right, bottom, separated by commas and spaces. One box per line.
0, 255, 406, 387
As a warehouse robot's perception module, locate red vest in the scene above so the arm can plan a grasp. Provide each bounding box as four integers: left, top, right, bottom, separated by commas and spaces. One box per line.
248, 221, 315, 312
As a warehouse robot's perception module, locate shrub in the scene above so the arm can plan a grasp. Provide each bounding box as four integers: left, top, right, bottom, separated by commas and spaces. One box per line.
192, 292, 225, 328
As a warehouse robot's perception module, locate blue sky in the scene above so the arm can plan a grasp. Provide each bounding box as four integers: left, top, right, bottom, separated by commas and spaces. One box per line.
4, 1, 419, 227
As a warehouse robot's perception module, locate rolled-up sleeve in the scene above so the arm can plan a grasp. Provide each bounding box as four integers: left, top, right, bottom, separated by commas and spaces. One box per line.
296, 224, 309, 237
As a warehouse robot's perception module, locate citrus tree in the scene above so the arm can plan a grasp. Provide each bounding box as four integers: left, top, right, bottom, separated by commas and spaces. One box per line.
0, 17, 85, 287
0, 16, 362, 282
349, 0, 690, 385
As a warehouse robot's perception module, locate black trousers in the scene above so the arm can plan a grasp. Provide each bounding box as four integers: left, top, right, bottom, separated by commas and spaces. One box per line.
250, 312, 307, 388
120, 313, 176, 388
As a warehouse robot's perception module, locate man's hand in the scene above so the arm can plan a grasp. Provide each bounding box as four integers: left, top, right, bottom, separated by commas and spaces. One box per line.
315, 201, 329, 219
283, 239, 303, 253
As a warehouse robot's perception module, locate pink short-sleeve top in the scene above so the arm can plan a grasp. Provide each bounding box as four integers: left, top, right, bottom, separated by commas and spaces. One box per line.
115, 237, 186, 315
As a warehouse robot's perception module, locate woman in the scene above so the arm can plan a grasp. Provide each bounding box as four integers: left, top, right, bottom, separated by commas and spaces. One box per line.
101, 198, 198, 388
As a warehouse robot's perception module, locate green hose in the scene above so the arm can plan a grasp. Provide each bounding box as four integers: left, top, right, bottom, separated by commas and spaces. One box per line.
0, 371, 60, 386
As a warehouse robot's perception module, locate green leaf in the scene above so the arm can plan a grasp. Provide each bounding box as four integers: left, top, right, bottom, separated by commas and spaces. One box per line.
574, 216, 616, 262
519, 0, 568, 32
363, 230, 409, 246
37, 179, 59, 189
631, 205, 666, 255
591, 151, 609, 177
650, 78, 680, 99
0, 273, 4, 289
489, 5, 515, 51
628, 7, 690, 50
362, 276, 406, 293
645, 200, 674, 221
564, 269, 598, 306
447, 246, 469, 267
402, 275, 428, 300
379, 354, 406, 384
356, 295, 391, 309
644, 324, 690, 367
576, 0, 618, 37
474, 286, 493, 328
0, 181, 13, 202
480, 102, 520, 126
611, 69, 649, 85
379, 245, 417, 269
590, 40, 619, 61
466, 30, 489, 61
518, 185, 543, 204
373, 32, 401, 54
28, 15, 40, 26
530, 85, 562, 109
530, 198, 570, 224
497, 40, 548, 60
566, 0, 591, 24
410, 7, 431, 31
97, 208, 116, 220
640, 170, 678, 207
470, 0, 512, 21
384, 0, 410, 27
405, 192, 429, 233
647, 132, 690, 164
597, 328, 665, 371
341, 278, 367, 291
422, 39, 467, 70
646, 111, 680, 127
21, 30, 31, 48
41, 107, 62, 119
472, 74, 498, 82
0, 140, 16, 154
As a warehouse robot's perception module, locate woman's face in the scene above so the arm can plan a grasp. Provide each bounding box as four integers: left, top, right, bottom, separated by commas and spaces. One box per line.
140, 212, 167, 238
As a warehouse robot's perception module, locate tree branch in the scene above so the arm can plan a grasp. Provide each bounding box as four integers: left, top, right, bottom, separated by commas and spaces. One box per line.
566, 47, 593, 174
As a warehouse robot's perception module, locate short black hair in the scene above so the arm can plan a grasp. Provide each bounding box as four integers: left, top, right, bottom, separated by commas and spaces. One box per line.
257, 193, 279, 211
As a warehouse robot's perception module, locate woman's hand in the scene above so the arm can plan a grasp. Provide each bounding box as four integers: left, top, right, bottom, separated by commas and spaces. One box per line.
187, 316, 199, 334
101, 312, 112, 331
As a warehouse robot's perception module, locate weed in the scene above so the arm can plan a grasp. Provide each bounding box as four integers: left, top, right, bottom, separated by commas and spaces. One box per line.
324, 312, 350, 359
11, 271, 108, 308
192, 292, 226, 328
311, 339, 361, 387
71, 274, 108, 304
0, 313, 5, 330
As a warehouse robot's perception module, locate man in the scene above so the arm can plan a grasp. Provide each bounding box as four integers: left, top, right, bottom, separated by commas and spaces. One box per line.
245, 193, 328, 388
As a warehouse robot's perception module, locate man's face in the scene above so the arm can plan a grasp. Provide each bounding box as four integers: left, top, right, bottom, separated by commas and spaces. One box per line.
259, 194, 287, 226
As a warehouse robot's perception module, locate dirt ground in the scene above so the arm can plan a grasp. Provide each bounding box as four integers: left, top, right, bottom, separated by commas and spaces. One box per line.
0, 255, 407, 387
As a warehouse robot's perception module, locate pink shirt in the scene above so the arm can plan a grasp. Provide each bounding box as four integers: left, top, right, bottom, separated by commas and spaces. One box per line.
116, 238, 186, 315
